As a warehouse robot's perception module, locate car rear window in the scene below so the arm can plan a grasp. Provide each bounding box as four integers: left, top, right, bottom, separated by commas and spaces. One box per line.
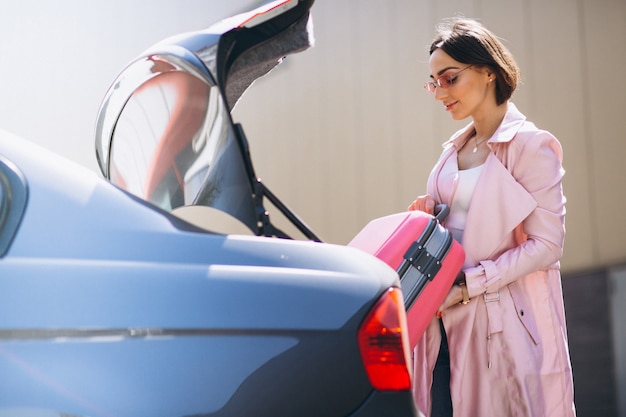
0, 156, 28, 256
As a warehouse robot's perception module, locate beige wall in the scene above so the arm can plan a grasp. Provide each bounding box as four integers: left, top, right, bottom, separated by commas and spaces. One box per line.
232, 0, 626, 274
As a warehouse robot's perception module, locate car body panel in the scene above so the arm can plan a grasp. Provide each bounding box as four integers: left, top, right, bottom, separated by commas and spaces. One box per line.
0, 132, 414, 416
0, 0, 419, 415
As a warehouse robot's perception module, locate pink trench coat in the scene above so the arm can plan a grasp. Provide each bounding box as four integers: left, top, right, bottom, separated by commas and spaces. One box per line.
412, 103, 576, 417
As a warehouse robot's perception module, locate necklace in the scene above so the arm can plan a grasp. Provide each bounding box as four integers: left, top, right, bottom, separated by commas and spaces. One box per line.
472, 135, 488, 153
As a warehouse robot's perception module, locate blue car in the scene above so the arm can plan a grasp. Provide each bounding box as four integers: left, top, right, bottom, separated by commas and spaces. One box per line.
0, 1, 419, 416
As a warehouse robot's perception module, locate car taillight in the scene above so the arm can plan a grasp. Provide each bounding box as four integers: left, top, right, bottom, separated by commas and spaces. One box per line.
358, 287, 412, 391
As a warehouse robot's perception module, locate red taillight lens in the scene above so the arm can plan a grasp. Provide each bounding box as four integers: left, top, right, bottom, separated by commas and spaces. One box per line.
358, 287, 412, 391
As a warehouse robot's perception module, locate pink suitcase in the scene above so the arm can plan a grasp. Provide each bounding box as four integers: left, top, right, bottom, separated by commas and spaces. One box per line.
348, 207, 465, 348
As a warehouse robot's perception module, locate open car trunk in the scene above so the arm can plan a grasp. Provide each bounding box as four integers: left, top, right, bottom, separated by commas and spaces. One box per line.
95, 0, 319, 240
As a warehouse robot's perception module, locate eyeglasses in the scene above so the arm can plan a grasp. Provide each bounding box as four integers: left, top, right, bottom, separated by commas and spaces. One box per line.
423, 65, 473, 94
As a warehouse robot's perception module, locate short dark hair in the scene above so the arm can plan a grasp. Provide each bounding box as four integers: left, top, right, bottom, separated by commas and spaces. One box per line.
430, 18, 520, 105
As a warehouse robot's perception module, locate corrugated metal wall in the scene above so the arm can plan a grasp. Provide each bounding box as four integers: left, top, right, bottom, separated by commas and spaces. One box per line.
232, 0, 626, 274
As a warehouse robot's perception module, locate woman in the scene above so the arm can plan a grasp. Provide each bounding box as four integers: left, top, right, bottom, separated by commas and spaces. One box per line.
408, 18, 576, 417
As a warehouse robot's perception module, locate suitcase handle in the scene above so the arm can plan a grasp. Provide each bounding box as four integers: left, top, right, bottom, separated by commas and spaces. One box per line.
434, 204, 449, 222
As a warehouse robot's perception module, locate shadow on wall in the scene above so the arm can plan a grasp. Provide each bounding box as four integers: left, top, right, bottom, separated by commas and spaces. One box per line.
561, 265, 626, 417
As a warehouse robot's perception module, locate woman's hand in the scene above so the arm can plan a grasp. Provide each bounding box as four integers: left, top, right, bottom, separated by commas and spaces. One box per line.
407, 194, 437, 214
437, 285, 464, 317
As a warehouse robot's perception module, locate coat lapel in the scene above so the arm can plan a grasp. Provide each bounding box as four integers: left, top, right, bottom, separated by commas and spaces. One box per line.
462, 153, 537, 264
431, 103, 537, 264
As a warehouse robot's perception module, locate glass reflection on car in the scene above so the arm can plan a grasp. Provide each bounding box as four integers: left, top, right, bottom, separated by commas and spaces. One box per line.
111, 68, 210, 208
108, 58, 257, 231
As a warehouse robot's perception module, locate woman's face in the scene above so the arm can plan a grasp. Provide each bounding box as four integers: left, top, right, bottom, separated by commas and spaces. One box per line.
427, 48, 494, 121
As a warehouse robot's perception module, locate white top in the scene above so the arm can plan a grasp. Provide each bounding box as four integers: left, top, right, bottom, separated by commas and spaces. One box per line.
447, 164, 484, 244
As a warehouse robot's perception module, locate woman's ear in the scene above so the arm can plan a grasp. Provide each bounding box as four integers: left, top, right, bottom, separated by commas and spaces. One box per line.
484, 67, 495, 83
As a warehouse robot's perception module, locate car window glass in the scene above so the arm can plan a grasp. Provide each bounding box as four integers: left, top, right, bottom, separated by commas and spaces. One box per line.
108, 69, 258, 232
0, 176, 6, 224
0, 157, 28, 256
